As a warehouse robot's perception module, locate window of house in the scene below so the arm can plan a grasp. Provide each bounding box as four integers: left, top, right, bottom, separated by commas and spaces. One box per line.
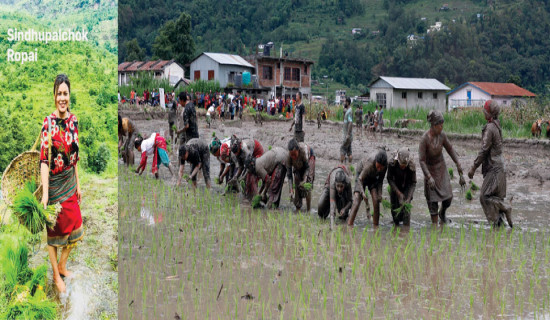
263, 66, 273, 80
376, 93, 387, 109
433, 92, 437, 99
194, 70, 200, 81
304, 64, 308, 75
284, 67, 291, 81
208, 70, 214, 80
402, 92, 407, 99
292, 68, 300, 81
418, 92, 423, 99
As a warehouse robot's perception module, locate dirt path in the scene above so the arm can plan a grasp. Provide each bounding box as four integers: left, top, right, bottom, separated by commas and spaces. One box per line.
124, 114, 550, 229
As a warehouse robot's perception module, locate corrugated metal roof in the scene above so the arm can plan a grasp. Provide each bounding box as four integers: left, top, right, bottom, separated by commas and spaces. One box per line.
203, 52, 254, 68
469, 82, 535, 97
375, 76, 450, 91
125, 61, 145, 72
118, 61, 132, 71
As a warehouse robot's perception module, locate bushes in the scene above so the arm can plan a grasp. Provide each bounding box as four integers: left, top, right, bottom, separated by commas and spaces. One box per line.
86, 143, 111, 174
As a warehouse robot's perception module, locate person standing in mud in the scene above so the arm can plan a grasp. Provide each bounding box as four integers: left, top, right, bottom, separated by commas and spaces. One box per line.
167, 98, 177, 146
419, 110, 466, 224
134, 132, 173, 179
289, 92, 306, 142
387, 148, 417, 226
245, 146, 291, 209
287, 138, 315, 212
467, 100, 512, 227
318, 165, 353, 222
118, 115, 139, 165
40, 74, 83, 293
229, 135, 264, 199
340, 98, 353, 163
355, 104, 363, 138
176, 92, 198, 149
347, 148, 388, 226
178, 138, 211, 189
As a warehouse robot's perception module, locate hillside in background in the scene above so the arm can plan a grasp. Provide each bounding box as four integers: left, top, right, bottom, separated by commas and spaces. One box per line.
118, 0, 550, 98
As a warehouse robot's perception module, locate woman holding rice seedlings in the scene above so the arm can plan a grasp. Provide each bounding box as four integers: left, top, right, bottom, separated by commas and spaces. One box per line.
118, 115, 139, 165
230, 135, 264, 199
178, 138, 211, 188
318, 165, 353, 221
347, 148, 388, 227
134, 132, 173, 179
287, 138, 315, 212
40, 74, 83, 293
419, 110, 466, 224
467, 100, 513, 228
387, 148, 417, 226
245, 146, 291, 209
209, 137, 238, 191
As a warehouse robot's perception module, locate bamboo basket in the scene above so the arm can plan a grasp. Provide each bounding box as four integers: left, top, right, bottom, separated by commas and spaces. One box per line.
1, 136, 43, 206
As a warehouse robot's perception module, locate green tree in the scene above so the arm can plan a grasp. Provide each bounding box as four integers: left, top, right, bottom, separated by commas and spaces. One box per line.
124, 38, 145, 61
152, 12, 195, 65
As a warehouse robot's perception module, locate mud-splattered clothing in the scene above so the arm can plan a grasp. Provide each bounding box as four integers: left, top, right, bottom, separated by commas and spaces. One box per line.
251, 147, 290, 208
182, 138, 210, 184
472, 120, 510, 225
182, 102, 198, 143
288, 143, 315, 209
318, 166, 353, 219
354, 154, 386, 196
387, 158, 417, 224
341, 107, 353, 157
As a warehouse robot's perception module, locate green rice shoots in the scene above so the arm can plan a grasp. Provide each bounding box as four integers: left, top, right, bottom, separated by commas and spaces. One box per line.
470, 181, 480, 191
465, 189, 473, 200
251, 195, 262, 209
448, 168, 454, 179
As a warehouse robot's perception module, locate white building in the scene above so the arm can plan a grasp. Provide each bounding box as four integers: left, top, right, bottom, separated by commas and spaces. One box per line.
447, 82, 536, 108
335, 90, 346, 105
189, 52, 255, 88
118, 60, 184, 86
368, 76, 450, 111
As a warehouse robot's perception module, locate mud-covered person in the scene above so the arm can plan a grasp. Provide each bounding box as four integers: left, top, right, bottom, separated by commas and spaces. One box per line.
176, 92, 198, 149
340, 97, 353, 163
209, 137, 233, 185
354, 103, 363, 138
289, 92, 306, 142
167, 96, 178, 146
178, 138, 211, 188
347, 148, 388, 227
134, 132, 173, 179
467, 100, 512, 228
118, 115, 139, 165
230, 135, 264, 199
287, 138, 316, 212
318, 165, 353, 223
387, 148, 417, 226
419, 110, 466, 224
245, 146, 291, 209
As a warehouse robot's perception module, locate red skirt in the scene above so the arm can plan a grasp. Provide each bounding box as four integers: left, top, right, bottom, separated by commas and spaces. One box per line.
47, 192, 84, 247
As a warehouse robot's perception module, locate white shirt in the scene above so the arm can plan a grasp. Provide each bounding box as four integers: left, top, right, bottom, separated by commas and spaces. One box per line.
140, 132, 157, 156
207, 106, 215, 116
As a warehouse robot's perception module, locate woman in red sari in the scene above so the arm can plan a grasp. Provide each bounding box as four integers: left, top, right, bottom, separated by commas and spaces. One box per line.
40, 74, 83, 293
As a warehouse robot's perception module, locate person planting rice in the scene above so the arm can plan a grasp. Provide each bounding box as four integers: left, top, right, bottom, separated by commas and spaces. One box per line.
118, 115, 139, 165
467, 100, 513, 228
178, 138, 211, 189
229, 135, 264, 199
176, 92, 198, 148
387, 148, 417, 226
340, 98, 353, 163
347, 148, 388, 227
134, 132, 173, 179
244, 146, 291, 209
288, 92, 306, 142
209, 136, 238, 191
317, 165, 353, 222
40, 74, 84, 293
419, 110, 466, 224
287, 138, 315, 212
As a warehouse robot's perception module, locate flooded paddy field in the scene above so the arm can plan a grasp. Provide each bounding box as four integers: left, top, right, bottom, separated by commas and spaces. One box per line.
119, 116, 550, 318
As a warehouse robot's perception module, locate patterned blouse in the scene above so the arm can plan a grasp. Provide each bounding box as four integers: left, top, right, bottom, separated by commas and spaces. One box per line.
40, 112, 80, 176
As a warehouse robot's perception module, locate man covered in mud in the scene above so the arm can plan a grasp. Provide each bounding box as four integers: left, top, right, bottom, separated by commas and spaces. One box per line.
289, 92, 306, 142
178, 138, 211, 189
340, 98, 353, 163
176, 92, 198, 148
134, 132, 173, 179
354, 104, 363, 138
387, 148, 417, 226
230, 135, 264, 199
318, 165, 353, 222
347, 148, 388, 227
419, 110, 466, 224
118, 115, 139, 165
467, 100, 512, 228
245, 146, 291, 209
287, 138, 315, 212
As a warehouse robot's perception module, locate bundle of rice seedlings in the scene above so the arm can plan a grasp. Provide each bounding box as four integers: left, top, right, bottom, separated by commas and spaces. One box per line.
465, 189, 473, 200
381, 199, 392, 210
11, 188, 44, 235
349, 165, 355, 174
395, 203, 413, 214
470, 181, 480, 191
212, 131, 216, 137
448, 168, 454, 179
302, 183, 312, 191
4, 295, 57, 320
268, 146, 272, 150
387, 185, 391, 194
251, 195, 262, 209
214, 177, 220, 184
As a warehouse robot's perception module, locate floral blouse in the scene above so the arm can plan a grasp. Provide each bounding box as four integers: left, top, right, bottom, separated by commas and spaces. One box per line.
40, 112, 80, 176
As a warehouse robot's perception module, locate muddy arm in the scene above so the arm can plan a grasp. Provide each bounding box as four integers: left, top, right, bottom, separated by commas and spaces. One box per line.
472, 126, 494, 172
443, 134, 463, 174
418, 138, 431, 180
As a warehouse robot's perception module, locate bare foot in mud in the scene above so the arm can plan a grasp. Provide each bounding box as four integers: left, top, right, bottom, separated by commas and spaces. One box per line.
54, 275, 66, 292
58, 266, 73, 278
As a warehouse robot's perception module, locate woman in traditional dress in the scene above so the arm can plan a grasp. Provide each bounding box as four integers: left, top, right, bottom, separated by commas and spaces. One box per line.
418, 110, 466, 224
134, 132, 173, 179
40, 74, 83, 293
